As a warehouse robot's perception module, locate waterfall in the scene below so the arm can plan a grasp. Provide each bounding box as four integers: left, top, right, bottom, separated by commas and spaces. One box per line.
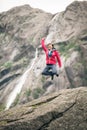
5, 48, 38, 110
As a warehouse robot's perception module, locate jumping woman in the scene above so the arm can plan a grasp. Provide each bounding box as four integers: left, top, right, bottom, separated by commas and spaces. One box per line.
41, 38, 62, 80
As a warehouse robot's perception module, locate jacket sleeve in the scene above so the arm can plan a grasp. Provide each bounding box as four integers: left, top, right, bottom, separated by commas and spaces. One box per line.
55, 51, 62, 68
41, 38, 47, 52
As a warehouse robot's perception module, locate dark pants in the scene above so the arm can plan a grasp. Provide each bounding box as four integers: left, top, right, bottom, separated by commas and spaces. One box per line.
42, 64, 57, 76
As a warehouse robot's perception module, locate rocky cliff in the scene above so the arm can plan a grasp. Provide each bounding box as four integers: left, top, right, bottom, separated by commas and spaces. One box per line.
0, 4, 52, 107
48, 1, 87, 42
0, 1, 87, 109
0, 87, 87, 130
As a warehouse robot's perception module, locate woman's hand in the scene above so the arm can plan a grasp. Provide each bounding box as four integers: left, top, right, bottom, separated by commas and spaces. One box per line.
41, 37, 46, 41
40, 37, 45, 44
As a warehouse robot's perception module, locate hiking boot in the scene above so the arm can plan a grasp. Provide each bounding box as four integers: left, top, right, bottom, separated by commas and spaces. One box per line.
51, 75, 54, 80
56, 74, 59, 77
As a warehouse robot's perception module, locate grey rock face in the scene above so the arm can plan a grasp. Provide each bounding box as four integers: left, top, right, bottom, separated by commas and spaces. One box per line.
0, 87, 87, 130
48, 1, 87, 43
0, 5, 52, 105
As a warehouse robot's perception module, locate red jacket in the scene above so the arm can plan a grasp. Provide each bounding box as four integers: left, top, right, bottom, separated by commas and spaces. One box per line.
41, 39, 62, 68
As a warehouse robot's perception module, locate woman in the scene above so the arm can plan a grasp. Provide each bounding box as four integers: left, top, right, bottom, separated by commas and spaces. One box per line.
41, 38, 62, 80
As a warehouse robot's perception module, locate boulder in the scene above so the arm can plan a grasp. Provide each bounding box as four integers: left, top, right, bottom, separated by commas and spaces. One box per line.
0, 87, 87, 130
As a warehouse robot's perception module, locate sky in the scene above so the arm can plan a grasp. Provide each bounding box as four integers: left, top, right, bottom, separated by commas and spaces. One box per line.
0, 0, 85, 14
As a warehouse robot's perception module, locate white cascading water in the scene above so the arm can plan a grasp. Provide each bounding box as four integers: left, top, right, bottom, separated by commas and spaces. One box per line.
5, 48, 38, 110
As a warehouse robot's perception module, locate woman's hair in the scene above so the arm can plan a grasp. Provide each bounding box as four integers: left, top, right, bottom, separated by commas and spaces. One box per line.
52, 44, 54, 48
47, 43, 55, 49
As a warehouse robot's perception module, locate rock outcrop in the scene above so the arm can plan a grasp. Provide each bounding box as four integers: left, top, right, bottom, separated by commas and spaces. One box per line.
0, 87, 87, 130
48, 1, 87, 42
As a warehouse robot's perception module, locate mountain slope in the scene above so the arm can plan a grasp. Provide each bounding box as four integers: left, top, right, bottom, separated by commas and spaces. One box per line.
0, 1, 87, 108
0, 4, 52, 107
48, 1, 87, 42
